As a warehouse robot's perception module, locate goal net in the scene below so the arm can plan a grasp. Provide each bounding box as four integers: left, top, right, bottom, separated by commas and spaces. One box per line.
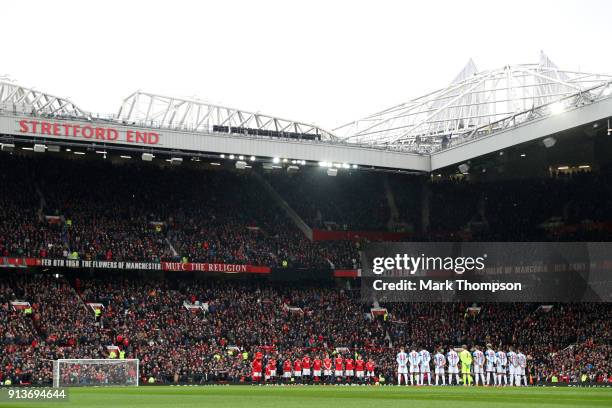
52, 359, 139, 387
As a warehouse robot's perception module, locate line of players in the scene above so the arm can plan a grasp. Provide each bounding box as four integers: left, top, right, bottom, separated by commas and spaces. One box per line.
251, 353, 377, 384
396, 344, 528, 386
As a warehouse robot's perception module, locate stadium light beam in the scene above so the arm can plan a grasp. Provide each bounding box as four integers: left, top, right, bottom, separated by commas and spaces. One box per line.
549, 102, 566, 115
327, 168, 338, 177
542, 137, 557, 148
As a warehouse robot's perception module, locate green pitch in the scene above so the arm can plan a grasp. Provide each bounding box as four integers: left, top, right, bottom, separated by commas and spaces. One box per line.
2, 386, 611, 408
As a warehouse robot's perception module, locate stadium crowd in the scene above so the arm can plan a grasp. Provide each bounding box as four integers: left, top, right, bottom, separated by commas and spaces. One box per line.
0, 154, 355, 269
2, 154, 612, 271
0, 273, 610, 386
0, 153, 611, 387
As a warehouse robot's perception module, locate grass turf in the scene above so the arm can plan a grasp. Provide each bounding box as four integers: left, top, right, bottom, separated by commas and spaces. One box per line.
1, 385, 611, 408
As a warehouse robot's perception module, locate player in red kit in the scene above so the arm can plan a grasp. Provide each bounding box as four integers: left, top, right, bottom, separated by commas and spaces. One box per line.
355, 355, 365, 384
252, 357, 263, 384
334, 355, 344, 383
302, 355, 311, 384
267, 358, 277, 384
283, 359, 292, 383
323, 355, 333, 384
345, 356, 355, 383
264, 365, 271, 383
293, 358, 302, 384
313, 356, 322, 383
366, 359, 375, 384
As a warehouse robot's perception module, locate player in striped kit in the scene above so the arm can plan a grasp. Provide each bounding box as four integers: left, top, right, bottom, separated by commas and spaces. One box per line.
447, 347, 460, 385
496, 349, 508, 386
408, 347, 421, 386
517, 349, 528, 386
419, 348, 432, 385
507, 347, 519, 386
397, 347, 409, 386
485, 344, 497, 386
433, 348, 446, 386
472, 345, 486, 386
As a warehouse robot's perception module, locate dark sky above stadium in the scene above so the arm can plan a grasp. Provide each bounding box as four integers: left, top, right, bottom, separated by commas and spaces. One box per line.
3, 0, 611, 130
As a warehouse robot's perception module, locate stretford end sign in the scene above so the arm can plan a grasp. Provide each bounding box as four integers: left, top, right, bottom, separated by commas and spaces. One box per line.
18, 119, 160, 145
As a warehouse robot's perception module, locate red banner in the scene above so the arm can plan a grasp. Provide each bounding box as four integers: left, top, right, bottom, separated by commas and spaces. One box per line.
0, 257, 32, 268
161, 262, 270, 274
312, 229, 410, 242
0, 257, 270, 274
333, 269, 360, 278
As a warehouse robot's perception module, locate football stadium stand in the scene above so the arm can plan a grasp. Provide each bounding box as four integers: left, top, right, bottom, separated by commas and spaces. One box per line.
1, 53, 611, 388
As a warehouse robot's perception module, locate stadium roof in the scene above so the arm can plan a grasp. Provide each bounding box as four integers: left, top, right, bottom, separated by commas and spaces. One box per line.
116, 91, 336, 141
334, 52, 612, 153
0, 78, 86, 118
0, 77, 335, 142
1, 53, 611, 172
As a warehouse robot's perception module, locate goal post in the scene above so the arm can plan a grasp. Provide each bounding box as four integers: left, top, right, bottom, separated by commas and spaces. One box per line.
52, 359, 139, 387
